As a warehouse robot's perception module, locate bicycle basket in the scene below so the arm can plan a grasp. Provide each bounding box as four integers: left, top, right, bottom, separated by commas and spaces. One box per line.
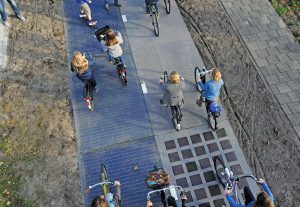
94, 25, 110, 42
209, 101, 222, 114
146, 169, 170, 189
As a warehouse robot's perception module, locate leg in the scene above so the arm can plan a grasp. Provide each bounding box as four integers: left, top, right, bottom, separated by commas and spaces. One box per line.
244, 186, 255, 205
114, 0, 121, 7
0, 0, 8, 21
104, 0, 109, 10
81, 3, 92, 21
90, 75, 97, 89
145, 0, 150, 13
160, 190, 167, 207
6, 0, 20, 16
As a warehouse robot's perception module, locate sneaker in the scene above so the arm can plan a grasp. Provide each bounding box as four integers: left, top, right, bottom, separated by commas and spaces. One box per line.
114, 3, 121, 7
196, 98, 203, 107
79, 13, 86, 18
94, 87, 99, 93
88, 20, 97, 26
104, 4, 109, 10
16, 15, 25, 21
3, 20, 9, 27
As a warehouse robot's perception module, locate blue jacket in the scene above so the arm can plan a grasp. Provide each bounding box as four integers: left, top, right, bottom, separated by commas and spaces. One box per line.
197, 79, 224, 101
76, 0, 89, 5
226, 183, 274, 207
76, 69, 93, 82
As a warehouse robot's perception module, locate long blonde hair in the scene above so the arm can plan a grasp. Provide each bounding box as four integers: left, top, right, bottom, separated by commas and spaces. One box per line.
71, 51, 88, 74
105, 29, 119, 46
169, 71, 181, 83
212, 68, 222, 82
253, 192, 275, 207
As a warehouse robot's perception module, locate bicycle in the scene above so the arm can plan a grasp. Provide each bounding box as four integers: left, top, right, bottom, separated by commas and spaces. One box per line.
164, 0, 171, 14
213, 156, 259, 205
149, 1, 159, 37
194, 66, 222, 131
161, 71, 183, 131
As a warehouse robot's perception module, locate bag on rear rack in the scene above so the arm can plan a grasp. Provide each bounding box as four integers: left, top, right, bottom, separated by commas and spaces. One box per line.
146, 169, 170, 189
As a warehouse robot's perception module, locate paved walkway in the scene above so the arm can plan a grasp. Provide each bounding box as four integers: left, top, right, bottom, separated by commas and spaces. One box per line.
221, 0, 300, 138
0, 2, 9, 69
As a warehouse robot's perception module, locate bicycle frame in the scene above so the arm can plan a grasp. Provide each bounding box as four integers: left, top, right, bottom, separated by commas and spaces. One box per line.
150, 2, 159, 37
147, 185, 184, 207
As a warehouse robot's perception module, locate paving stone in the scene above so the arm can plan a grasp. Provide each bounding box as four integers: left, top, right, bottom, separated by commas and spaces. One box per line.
294, 126, 300, 138
259, 66, 270, 76
276, 62, 290, 72
275, 93, 291, 104
276, 53, 290, 62
223, 1, 233, 8
287, 80, 300, 91
256, 57, 269, 67
260, 15, 270, 24
186, 191, 193, 203
190, 174, 203, 186
266, 47, 280, 56
203, 131, 215, 141
287, 70, 300, 81
186, 161, 198, 172
182, 149, 194, 159
195, 146, 206, 156
267, 23, 279, 30
194, 188, 207, 200
239, 20, 250, 28
266, 55, 280, 64
165, 140, 176, 150
207, 143, 219, 153
216, 128, 227, 138
276, 83, 291, 93
256, 32, 269, 40
246, 34, 259, 43
281, 104, 292, 115
220, 140, 232, 150
172, 164, 185, 175
288, 102, 300, 114
239, 28, 250, 36
190, 134, 202, 144
288, 91, 300, 102
176, 177, 189, 188
287, 42, 300, 52
255, 48, 269, 58
276, 36, 291, 45
287, 52, 300, 60
230, 164, 243, 174
225, 151, 237, 162
265, 75, 279, 85
208, 185, 221, 196
203, 171, 216, 182
256, 40, 269, 49
247, 42, 259, 51
257, 24, 270, 32
248, 25, 260, 34
277, 72, 290, 83
213, 199, 226, 207
287, 60, 300, 70
238, 179, 249, 189
178, 137, 189, 147
199, 202, 210, 207
268, 39, 280, 47
270, 85, 280, 95
277, 18, 287, 29
168, 152, 180, 163
288, 114, 300, 126
199, 158, 211, 169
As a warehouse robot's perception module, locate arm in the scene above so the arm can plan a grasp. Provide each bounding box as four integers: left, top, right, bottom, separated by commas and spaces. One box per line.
180, 77, 185, 89
116, 31, 123, 44
100, 40, 108, 52
225, 195, 245, 207
113, 181, 121, 205
197, 80, 207, 91
260, 181, 274, 202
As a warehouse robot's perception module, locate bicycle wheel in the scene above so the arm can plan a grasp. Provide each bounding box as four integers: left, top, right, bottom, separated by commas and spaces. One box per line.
152, 8, 159, 37
101, 163, 109, 195
213, 156, 226, 188
163, 71, 168, 83
164, 0, 171, 14
194, 67, 202, 92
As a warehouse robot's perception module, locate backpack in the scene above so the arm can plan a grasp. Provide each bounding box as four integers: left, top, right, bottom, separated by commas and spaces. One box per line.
146, 169, 170, 189
208, 101, 222, 117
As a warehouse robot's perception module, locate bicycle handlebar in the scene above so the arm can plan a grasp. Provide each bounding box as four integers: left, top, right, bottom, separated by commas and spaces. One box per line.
147, 185, 183, 201
85, 181, 114, 192
235, 174, 259, 182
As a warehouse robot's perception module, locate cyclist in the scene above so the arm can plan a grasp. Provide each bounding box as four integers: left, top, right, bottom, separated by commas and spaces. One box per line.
100, 28, 124, 64
224, 178, 274, 207
146, 194, 187, 207
71, 51, 97, 91
90, 181, 121, 207
160, 71, 185, 108
145, 0, 159, 15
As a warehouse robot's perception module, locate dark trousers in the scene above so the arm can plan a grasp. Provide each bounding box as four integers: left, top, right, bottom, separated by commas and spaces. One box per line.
244, 186, 255, 205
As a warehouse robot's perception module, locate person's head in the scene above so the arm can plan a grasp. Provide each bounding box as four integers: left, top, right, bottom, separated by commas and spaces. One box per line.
169, 71, 180, 83
212, 68, 222, 82
90, 195, 109, 207
71, 51, 88, 73
167, 196, 177, 207
106, 29, 119, 46
253, 191, 275, 207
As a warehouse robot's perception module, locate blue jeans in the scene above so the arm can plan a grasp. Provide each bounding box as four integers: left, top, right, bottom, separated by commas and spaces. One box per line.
107, 53, 124, 64
145, 0, 158, 13
104, 0, 119, 5
0, 0, 20, 21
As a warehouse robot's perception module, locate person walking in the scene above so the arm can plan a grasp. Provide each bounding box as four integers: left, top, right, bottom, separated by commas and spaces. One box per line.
0, 0, 25, 27
104, 0, 121, 11
77, 0, 97, 26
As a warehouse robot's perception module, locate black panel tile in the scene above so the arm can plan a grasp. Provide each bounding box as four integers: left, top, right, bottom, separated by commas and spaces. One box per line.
190, 134, 202, 144
203, 171, 216, 182
213, 198, 226, 207
199, 158, 211, 169
230, 164, 243, 175
178, 137, 189, 147
207, 143, 219, 153
195, 146, 206, 156
216, 128, 227, 138
186, 191, 193, 203
182, 149, 193, 159
165, 140, 176, 150
203, 131, 214, 141
168, 152, 180, 163
176, 177, 189, 188
220, 139, 232, 150
238, 179, 248, 190
190, 174, 202, 186
186, 161, 198, 172
172, 164, 184, 175
199, 202, 210, 207
225, 151, 237, 162
208, 184, 221, 196
194, 188, 207, 200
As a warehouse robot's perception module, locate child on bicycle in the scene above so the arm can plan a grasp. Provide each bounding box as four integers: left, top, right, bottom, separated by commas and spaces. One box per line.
160, 71, 185, 108
71, 51, 97, 91
90, 181, 121, 207
145, 0, 159, 15
77, 0, 97, 26
224, 178, 274, 207
100, 28, 124, 64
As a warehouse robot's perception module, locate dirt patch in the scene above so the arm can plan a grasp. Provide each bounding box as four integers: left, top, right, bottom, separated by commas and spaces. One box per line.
176, 0, 300, 206
0, 0, 81, 206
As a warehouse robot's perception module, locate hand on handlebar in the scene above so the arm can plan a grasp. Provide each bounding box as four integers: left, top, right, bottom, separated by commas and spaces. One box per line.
114, 180, 121, 186
180, 76, 184, 81
84, 187, 91, 193
147, 200, 153, 207
258, 178, 265, 184
160, 77, 164, 83
224, 188, 232, 196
